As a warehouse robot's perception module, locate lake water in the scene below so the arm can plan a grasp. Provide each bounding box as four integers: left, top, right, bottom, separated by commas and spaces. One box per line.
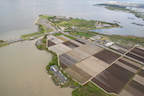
0, 39, 72, 96
0, 0, 144, 96
0, 0, 144, 40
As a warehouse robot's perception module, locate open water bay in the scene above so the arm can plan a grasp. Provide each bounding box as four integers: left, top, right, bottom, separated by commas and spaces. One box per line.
0, 0, 144, 96
0, 39, 72, 96
0, 0, 144, 40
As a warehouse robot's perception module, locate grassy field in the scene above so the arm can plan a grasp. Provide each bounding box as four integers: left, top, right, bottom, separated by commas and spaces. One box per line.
54, 19, 95, 29
39, 15, 49, 18
58, 21, 72, 26
21, 32, 42, 38
110, 35, 144, 43
53, 33, 63, 36
70, 19, 96, 28
69, 31, 94, 37
38, 15, 121, 31
72, 82, 116, 96
53, 33, 76, 39
39, 15, 56, 20
0, 44, 8, 47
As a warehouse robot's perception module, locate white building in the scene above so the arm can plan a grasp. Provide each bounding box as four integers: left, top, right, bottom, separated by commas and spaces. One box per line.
105, 42, 114, 47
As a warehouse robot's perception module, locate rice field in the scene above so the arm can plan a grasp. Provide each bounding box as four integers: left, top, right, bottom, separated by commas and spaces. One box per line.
91, 57, 142, 94
63, 41, 79, 49
120, 67, 144, 96
126, 47, 144, 62
93, 50, 120, 64
47, 35, 144, 96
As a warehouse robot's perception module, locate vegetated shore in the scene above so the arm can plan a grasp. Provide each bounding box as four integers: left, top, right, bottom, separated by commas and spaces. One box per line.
0, 39, 73, 96
93, 4, 144, 20
0, 14, 144, 48
0, 14, 143, 96
105, 6, 144, 20
36, 34, 116, 96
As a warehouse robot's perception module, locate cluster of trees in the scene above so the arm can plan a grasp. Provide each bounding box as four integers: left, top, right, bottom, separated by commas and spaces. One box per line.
47, 16, 56, 20
70, 19, 96, 28
38, 24, 47, 33
46, 50, 58, 73
0, 40, 5, 44
36, 35, 47, 50
37, 45, 43, 49
72, 82, 115, 96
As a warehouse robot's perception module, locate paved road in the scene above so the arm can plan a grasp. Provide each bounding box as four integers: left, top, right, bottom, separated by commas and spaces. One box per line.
38, 18, 58, 32
60, 31, 144, 65
45, 19, 144, 65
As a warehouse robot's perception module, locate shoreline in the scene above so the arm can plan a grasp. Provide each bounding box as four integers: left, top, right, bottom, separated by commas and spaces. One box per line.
34, 16, 40, 25
93, 4, 144, 21
0, 14, 143, 48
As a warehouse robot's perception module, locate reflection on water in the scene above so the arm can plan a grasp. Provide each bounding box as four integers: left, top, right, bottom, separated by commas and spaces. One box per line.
0, 39, 72, 96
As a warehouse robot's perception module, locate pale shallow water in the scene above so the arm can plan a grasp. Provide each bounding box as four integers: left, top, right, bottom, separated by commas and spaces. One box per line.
0, 39, 73, 96
0, 0, 144, 96
0, 0, 144, 40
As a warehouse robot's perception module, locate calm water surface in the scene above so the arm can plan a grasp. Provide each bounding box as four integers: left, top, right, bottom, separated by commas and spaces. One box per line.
0, 0, 144, 96
0, 0, 144, 40
0, 39, 72, 96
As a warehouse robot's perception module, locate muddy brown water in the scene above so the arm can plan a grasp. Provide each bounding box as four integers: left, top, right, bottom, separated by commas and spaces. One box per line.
0, 39, 72, 96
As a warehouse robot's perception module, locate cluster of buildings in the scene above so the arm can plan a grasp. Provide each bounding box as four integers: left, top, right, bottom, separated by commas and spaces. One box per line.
107, 1, 138, 7
94, 21, 111, 28
107, 1, 144, 12
46, 31, 144, 96
50, 65, 68, 85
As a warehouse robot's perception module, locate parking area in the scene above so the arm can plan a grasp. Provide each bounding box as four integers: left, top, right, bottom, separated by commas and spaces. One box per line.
50, 65, 68, 85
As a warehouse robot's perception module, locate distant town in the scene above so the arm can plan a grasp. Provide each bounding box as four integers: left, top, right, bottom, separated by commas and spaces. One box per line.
93, 1, 144, 21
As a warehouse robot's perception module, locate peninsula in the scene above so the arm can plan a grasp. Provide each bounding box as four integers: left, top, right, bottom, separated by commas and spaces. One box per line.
35, 15, 144, 96
0, 14, 144, 96
1, 14, 144, 48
